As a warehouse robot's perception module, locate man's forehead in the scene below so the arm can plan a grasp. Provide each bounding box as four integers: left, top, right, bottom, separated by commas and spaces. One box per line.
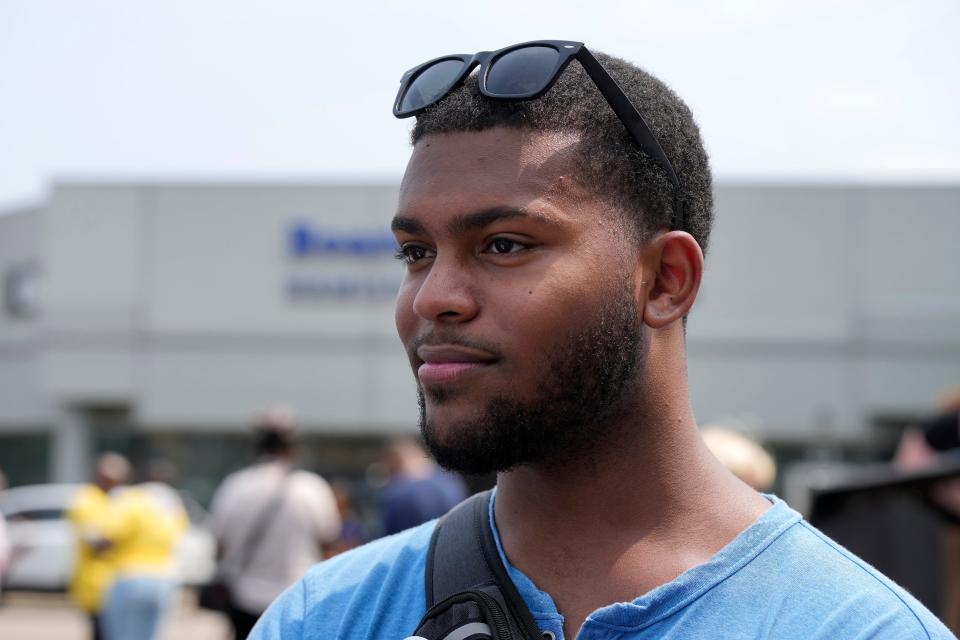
398, 127, 588, 209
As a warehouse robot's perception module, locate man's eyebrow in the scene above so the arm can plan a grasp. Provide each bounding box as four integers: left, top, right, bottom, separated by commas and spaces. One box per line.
449, 206, 560, 235
391, 206, 560, 236
447, 207, 520, 235
390, 216, 426, 234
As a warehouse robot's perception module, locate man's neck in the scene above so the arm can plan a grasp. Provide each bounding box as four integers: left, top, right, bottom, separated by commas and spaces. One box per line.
493, 396, 770, 638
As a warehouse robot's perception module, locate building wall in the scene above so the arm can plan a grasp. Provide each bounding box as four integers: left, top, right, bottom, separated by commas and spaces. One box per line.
687, 186, 960, 438
0, 209, 45, 427
133, 185, 413, 430
0, 182, 958, 484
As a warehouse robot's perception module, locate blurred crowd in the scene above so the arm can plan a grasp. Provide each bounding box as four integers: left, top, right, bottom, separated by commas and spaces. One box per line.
0, 407, 467, 640
2, 394, 959, 639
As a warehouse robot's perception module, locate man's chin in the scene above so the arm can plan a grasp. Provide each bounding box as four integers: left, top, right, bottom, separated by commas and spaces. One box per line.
419, 416, 480, 471
421, 426, 512, 475
417, 393, 518, 475
422, 418, 545, 478
418, 386, 489, 432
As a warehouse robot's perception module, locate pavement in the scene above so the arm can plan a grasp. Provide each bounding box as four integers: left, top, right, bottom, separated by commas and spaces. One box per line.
0, 590, 231, 640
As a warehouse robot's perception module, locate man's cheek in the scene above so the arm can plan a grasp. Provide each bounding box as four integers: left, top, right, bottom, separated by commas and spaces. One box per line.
394, 286, 418, 338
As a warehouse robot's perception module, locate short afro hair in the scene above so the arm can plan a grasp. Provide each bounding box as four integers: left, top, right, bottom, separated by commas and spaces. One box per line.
411, 51, 713, 254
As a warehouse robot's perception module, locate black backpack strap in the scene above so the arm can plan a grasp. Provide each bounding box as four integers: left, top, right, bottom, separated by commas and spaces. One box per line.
415, 490, 543, 640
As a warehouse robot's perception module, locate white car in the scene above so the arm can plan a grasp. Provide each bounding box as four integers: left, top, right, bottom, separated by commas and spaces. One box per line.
0, 483, 216, 591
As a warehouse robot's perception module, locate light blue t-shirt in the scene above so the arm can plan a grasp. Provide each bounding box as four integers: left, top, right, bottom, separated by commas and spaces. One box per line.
251, 493, 954, 639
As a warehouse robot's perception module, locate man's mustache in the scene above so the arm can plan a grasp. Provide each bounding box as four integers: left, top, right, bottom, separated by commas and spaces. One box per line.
407, 332, 504, 363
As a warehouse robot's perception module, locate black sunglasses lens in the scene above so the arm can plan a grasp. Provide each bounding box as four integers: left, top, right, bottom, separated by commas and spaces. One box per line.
486, 46, 560, 97
400, 58, 467, 113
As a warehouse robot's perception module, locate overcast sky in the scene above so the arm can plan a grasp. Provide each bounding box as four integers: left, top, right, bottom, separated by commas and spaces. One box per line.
1, 0, 958, 210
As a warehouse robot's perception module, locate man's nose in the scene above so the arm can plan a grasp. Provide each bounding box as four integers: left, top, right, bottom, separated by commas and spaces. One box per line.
411, 256, 480, 324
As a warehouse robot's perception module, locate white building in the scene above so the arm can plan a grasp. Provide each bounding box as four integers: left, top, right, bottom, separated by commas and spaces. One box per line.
1, 182, 958, 499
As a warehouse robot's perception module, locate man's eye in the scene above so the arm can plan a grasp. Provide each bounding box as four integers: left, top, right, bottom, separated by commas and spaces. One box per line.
394, 245, 433, 265
486, 238, 526, 255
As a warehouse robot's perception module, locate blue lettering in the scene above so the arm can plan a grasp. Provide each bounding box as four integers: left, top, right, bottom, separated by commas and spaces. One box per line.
286, 275, 400, 300
290, 223, 313, 257
288, 221, 396, 258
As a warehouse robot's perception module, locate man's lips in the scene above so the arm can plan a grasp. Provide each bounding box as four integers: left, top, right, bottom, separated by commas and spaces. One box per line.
415, 345, 498, 386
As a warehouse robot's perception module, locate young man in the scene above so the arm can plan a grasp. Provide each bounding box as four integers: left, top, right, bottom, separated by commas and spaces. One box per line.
251, 42, 953, 639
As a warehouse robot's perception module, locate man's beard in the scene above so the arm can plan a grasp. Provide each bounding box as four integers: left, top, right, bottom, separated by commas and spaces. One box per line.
418, 280, 645, 475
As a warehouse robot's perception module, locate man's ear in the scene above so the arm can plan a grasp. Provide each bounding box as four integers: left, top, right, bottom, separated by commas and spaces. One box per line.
641, 231, 704, 329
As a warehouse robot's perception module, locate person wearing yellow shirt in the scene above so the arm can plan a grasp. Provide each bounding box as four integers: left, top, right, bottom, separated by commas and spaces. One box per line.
66, 453, 131, 640
102, 472, 189, 640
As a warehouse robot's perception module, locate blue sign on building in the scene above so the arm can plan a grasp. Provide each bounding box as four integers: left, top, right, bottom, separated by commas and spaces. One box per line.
289, 221, 396, 258
285, 221, 400, 300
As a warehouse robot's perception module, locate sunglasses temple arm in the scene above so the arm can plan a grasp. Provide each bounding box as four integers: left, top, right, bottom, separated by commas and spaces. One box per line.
576, 50, 680, 189
576, 50, 684, 230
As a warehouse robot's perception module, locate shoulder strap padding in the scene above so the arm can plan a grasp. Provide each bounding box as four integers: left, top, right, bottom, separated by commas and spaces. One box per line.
426, 490, 543, 639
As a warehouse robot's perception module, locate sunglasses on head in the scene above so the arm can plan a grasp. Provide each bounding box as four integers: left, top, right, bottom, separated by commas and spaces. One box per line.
393, 39, 683, 231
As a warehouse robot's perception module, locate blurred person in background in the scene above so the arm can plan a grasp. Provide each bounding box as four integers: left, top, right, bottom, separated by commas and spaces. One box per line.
67, 453, 130, 640
101, 459, 189, 640
208, 406, 341, 640
0, 468, 10, 598
895, 386, 960, 515
700, 426, 777, 492
325, 481, 368, 557
379, 437, 467, 536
